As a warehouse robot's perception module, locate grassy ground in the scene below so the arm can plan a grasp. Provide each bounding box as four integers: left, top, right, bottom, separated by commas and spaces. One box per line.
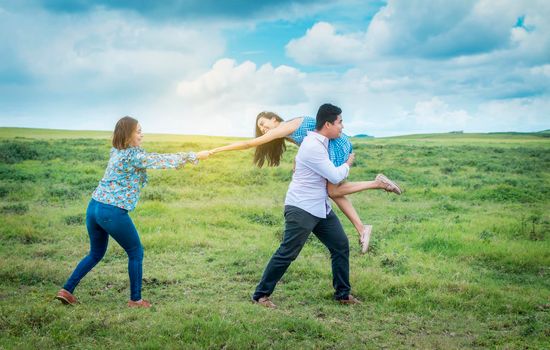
0, 127, 549, 349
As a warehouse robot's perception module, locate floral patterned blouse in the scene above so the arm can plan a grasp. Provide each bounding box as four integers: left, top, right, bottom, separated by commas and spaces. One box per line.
92, 147, 197, 211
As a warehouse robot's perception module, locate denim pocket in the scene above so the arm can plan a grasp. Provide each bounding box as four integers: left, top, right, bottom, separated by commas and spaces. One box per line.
97, 203, 124, 223
97, 206, 113, 223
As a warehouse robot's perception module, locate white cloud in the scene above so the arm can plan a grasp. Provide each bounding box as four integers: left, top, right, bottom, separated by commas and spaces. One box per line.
0, 5, 226, 132
387, 96, 550, 135
476, 98, 550, 132
287, 0, 550, 64
530, 64, 550, 77
278, 1, 550, 137
173, 58, 308, 136
410, 97, 472, 130
286, 22, 367, 65
12, 9, 224, 89
177, 58, 307, 105
1, 0, 548, 138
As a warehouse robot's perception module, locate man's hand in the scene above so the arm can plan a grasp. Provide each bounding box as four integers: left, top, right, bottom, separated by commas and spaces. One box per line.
345, 153, 355, 167
196, 150, 211, 160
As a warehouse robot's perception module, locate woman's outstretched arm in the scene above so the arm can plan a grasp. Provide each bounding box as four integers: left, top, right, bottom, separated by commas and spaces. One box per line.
209, 118, 302, 154
131, 150, 210, 169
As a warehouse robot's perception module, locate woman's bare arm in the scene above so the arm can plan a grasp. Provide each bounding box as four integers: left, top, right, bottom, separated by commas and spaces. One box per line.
210, 118, 302, 154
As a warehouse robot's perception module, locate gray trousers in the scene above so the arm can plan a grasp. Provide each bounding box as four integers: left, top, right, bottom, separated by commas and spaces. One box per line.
253, 205, 351, 301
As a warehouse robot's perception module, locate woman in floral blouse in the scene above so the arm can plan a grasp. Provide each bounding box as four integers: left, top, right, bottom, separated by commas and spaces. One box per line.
56, 116, 210, 308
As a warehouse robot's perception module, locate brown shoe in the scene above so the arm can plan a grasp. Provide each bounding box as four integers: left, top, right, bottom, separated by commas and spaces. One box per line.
254, 296, 277, 309
376, 173, 402, 195
338, 295, 362, 305
55, 289, 77, 305
360, 225, 372, 254
128, 299, 152, 308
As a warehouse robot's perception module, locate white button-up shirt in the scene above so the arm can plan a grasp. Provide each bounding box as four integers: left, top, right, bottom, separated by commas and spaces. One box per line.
285, 131, 350, 218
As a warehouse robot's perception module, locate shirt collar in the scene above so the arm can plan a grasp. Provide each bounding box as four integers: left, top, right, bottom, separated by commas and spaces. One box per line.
307, 131, 329, 147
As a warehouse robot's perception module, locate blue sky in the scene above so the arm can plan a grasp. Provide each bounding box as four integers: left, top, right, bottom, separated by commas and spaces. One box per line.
0, 0, 548, 137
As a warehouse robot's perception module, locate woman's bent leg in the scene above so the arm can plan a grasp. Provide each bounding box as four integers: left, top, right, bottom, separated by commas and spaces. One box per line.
63, 200, 109, 293
330, 194, 364, 235
329, 186, 373, 253
99, 209, 143, 302
328, 180, 381, 197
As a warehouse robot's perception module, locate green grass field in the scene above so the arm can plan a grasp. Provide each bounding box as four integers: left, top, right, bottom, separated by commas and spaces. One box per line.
1, 127, 549, 349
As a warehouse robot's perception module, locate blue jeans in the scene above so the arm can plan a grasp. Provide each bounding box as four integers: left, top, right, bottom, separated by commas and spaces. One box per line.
63, 199, 144, 301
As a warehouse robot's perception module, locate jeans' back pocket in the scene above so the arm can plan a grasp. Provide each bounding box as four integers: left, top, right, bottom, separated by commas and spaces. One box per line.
97, 204, 117, 224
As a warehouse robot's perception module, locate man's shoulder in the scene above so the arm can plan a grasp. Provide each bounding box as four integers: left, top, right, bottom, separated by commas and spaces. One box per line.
300, 134, 320, 149
297, 134, 326, 161
301, 133, 314, 143
302, 131, 324, 144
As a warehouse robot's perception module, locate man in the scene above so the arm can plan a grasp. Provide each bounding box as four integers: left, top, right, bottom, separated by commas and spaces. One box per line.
252, 103, 361, 308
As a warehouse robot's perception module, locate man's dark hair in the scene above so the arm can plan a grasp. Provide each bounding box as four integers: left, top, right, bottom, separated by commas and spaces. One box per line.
315, 103, 342, 130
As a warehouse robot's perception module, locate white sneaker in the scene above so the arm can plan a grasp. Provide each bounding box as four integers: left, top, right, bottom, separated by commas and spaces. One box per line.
360, 225, 372, 254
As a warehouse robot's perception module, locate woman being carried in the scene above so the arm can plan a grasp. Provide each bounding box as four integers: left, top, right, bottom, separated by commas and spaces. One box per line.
56, 116, 210, 308
209, 107, 401, 253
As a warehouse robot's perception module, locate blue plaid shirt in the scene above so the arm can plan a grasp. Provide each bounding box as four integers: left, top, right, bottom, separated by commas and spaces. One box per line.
92, 147, 197, 211
287, 117, 353, 166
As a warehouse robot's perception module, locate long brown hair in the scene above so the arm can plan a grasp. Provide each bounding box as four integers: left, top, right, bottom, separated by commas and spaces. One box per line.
253, 111, 286, 167
112, 116, 138, 150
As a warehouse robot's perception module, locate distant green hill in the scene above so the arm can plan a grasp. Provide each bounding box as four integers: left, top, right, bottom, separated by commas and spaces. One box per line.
380, 131, 550, 140
488, 130, 550, 137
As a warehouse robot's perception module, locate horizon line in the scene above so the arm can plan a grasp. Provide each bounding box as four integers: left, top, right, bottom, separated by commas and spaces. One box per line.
0, 126, 549, 139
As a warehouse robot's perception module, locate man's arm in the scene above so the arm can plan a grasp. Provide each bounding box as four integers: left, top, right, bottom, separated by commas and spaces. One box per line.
301, 141, 349, 184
